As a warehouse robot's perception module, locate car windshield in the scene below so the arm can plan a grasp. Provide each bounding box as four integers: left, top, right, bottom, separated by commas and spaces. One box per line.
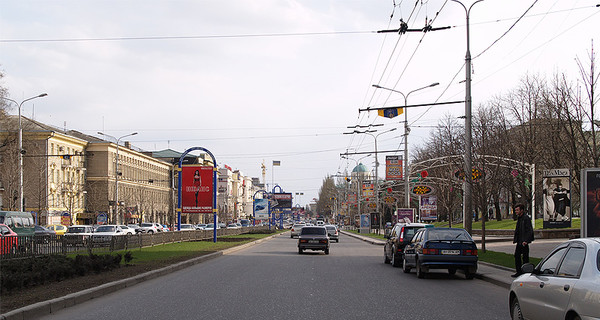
325, 226, 336, 231
181, 225, 193, 229
141, 223, 152, 227
205, 224, 214, 228
301, 227, 326, 235
67, 227, 88, 233
428, 229, 472, 241
96, 226, 116, 233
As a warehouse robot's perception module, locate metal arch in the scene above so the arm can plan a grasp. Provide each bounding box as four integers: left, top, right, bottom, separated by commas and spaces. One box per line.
177, 147, 219, 242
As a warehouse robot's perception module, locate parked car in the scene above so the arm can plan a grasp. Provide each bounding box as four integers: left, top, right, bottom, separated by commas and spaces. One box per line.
203, 223, 220, 230
161, 224, 170, 232
0, 211, 36, 237
325, 225, 339, 242
0, 223, 18, 255
179, 224, 195, 231
139, 222, 161, 234
298, 226, 329, 255
384, 223, 433, 267
127, 224, 144, 234
64, 225, 95, 245
46, 224, 68, 236
509, 237, 600, 320
92, 225, 126, 243
195, 224, 207, 230
34, 225, 56, 243
239, 219, 251, 227
226, 223, 240, 229
402, 227, 478, 279
118, 225, 136, 235
290, 223, 306, 238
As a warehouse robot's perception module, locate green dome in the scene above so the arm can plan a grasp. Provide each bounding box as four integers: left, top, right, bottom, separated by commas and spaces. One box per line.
352, 163, 369, 173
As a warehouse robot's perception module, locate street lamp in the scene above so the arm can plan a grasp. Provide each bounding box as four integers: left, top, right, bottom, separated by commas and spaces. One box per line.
451, 0, 484, 234
345, 128, 397, 230
372, 82, 439, 209
1, 93, 48, 212
97, 131, 138, 224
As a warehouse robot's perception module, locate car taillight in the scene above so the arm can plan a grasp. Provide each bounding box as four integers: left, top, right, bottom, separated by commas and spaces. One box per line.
463, 249, 478, 256
399, 227, 404, 242
300, 239, 308, 243
423, 248, 439, 255
320, 239, 328, 244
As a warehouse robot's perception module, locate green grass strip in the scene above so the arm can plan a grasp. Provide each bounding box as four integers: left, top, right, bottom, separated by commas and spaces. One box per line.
479, 250, 542, 269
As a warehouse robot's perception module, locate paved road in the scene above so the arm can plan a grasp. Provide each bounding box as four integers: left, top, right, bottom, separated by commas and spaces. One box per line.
39, 233, 510, 320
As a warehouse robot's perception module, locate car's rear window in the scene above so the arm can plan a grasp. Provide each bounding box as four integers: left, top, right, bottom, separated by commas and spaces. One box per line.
67, 227, 87, 233
403, 227, 420, 239
326, 226, 336, 231
427, 229, 471, 241
301, 227, 326, 235
96, 226, 116, 232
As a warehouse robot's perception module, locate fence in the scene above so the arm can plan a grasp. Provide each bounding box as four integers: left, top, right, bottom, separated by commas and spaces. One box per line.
0, 226, 269, 261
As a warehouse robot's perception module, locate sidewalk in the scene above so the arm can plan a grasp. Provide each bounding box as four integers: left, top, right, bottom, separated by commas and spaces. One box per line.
340, 230, 565, 289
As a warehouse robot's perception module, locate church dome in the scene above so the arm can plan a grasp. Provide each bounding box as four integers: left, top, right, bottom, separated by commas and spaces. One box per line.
352, 163, 369, 173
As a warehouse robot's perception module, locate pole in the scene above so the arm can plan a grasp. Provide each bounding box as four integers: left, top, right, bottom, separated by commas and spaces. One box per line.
451, 0, 484, 235
1, 94, 48, 212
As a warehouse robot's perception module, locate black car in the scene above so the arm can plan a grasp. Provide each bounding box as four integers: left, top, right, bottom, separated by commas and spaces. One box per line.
384, 223, 433, 267
402, 227, 478, 279
34, 225, 56, 243
298, 226, 329, 254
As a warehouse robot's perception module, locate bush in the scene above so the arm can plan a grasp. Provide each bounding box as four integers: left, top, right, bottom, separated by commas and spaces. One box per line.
0, 252, 125, 293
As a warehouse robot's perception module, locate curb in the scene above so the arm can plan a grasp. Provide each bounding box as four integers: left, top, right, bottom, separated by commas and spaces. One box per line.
339, 230, 385, 245
0, 232, 283, 320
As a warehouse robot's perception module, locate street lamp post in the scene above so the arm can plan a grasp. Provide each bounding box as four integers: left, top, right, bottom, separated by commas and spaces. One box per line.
1, 93, 48, 212
372, 83, 439, 209
97, 131, 138, 224
345, 128, 397, 231
451, 0, 484, 234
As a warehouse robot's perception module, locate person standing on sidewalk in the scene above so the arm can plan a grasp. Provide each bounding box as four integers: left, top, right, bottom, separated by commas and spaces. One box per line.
512, 204, 534, 277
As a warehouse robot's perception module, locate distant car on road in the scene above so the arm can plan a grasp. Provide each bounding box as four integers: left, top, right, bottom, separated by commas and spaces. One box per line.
298, 226, 329, 255
402, 227, 478, 279
384, 223, 433, 267
118, 225, 136, 235
34, 225, 56, 243
509, 237, 600, 320
127, 224, 144, 234
290, 223, 305, 238
45, 224, 68, 236
92, 225, 126, 243
179, 224, 195, 231
64, 225, 95, 245
139, 222, 161, 234
325, 225, 339, 242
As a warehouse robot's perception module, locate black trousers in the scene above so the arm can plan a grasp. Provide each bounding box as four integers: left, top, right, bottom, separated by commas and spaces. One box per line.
514, 243, 530, 273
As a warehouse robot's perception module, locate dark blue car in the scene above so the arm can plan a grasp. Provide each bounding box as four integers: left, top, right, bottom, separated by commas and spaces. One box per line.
402, 227, 478, 279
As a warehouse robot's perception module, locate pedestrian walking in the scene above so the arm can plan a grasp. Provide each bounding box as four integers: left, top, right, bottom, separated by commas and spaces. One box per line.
512, 203, 534, 277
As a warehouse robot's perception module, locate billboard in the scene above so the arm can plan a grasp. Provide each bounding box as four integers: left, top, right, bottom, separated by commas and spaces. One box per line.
542, 169, 571, 229
395, 208, 414, 224
385, 155, 403, 180
582, 168, 600, 237
419, 195, 437, 221
362, 183, 374, 197
181, 165, 213, 214
254, 198, 269, 220
271, 193, 292, 209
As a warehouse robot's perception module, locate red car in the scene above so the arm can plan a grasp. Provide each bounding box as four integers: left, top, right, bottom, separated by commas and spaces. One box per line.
0, 223, 19, 255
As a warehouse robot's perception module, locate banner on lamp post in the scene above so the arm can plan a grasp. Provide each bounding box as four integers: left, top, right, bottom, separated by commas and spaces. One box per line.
181, 165, 213, 214
385, 155, 403, 180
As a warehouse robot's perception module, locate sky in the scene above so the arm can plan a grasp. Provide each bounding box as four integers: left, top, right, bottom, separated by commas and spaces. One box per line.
1, 0, 599, 207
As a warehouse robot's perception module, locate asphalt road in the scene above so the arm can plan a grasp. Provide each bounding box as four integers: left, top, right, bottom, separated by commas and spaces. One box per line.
38, 233, 510, 320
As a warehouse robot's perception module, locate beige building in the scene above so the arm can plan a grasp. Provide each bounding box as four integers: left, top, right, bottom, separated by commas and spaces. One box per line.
85, 140, 172, 225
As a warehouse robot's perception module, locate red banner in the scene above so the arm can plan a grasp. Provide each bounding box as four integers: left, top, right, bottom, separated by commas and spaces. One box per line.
181, 165, 213, 214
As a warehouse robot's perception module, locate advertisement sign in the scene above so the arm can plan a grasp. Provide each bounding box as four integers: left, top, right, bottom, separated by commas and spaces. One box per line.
181, 165, 213, 214
420, 195, 437, 221
254, 198, 269, 220
360, 214, 370, 228
542, 169, 571, 229
385, 155, 403, 180
348, 193, 357, 204
362, 183, 374, 197
61, 212, 71, 226
395, 208, 414, 224
370, 212, 380, 229
271, 193, 292, 209
412, 185, 434, 195
97, 213, 108, 225
582, 168, 600, 237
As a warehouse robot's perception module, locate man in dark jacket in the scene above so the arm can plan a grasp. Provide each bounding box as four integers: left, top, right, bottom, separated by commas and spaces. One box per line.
512, 204, 534, 277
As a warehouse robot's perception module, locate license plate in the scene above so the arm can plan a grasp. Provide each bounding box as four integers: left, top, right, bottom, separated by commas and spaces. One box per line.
308, 240, 319, 243
441, 250, 460, 255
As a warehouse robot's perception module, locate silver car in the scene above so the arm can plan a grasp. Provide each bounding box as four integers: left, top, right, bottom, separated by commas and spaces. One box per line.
509, 237, 600, 320
290, 223, 305, 238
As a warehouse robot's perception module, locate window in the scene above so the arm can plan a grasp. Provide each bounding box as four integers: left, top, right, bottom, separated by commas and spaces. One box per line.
557, 246, 585, 277
13, 217, 23, 228
538, 247, 568, 275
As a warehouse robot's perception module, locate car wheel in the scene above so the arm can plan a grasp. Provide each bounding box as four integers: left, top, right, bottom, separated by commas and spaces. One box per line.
510, 298, 524, 320
298, 248, 303, 254
391, 252, 402, 268
148, 230, 154, 234
448, 268, 457, 275
402, 258, 411, 273
464, 270, 475, 280
324, 248, 330, 255
384, 251, 391, 264
416, 260, 426, 279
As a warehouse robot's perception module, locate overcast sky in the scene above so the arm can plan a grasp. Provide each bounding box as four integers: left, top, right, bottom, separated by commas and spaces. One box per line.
1, 0, 598, 206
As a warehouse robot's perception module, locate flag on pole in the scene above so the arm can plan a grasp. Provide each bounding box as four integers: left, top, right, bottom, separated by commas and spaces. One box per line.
378, 107, 403, 118
273, 160, 281, 166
